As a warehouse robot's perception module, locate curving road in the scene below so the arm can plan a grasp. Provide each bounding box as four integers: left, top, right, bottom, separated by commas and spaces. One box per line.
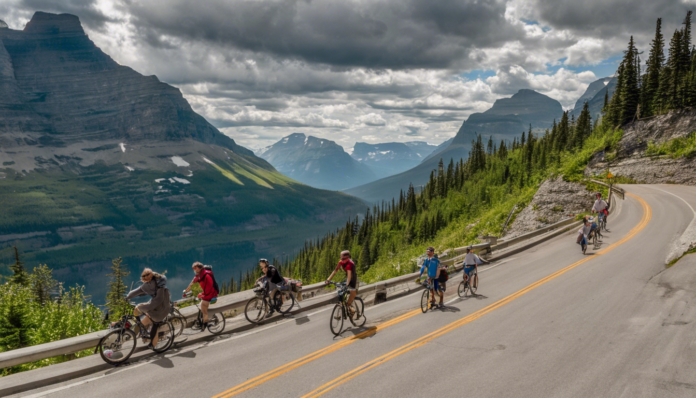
10, 185, 696, 398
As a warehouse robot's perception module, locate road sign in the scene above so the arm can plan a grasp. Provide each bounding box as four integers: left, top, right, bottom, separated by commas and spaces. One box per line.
607, 172, 614, 179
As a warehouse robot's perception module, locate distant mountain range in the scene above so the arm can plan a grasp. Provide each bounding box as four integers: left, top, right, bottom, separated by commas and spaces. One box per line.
256, 133, 377, 190
571, 76, 616, 120
345, 89, 564, 202
350, 141, 438, 179
0, 12, 364, 300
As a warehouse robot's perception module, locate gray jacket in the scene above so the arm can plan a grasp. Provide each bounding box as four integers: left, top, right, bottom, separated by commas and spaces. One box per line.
126, 275, 171, 322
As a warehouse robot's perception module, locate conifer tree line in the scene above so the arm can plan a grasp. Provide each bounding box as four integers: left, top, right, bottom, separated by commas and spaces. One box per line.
606, 11, 696, 126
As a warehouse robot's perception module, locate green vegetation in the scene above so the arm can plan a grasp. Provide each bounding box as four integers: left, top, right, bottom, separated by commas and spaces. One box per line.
646, 132, 696, 159
0, 250, 104, 376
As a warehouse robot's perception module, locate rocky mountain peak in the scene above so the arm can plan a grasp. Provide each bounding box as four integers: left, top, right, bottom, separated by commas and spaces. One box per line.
24, 12, 85, 36
0, 19, 8, 29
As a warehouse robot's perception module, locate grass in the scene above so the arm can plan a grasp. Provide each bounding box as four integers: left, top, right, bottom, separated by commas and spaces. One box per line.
646, 132, 696, 159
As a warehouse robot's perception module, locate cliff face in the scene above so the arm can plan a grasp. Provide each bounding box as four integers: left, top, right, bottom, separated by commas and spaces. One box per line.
0, 12, 253, 159
586, 108, 696, 184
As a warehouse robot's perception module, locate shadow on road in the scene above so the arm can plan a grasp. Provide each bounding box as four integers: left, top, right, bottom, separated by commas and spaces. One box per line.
295, 316, 311, 325
436, 305, 461, 313
152, 357, 174, 369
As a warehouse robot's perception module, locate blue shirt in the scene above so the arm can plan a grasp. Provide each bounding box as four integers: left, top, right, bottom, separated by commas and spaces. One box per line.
420, 257, 440, 278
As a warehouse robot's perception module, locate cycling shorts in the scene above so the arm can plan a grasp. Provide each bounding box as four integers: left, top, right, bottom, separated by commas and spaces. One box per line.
347, 273, 357, 291
464, 265, 476, 276
431, 279, 440, 292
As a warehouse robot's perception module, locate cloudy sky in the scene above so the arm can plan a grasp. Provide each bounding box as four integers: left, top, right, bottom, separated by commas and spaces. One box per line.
1, 0, 694, 150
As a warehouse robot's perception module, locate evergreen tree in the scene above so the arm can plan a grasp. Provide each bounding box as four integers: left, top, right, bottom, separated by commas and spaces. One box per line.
29, 264, 58, 305
105, 257, 130, 318
666, 29, 684, 109
620, 36, 640, 123
10, 246, 28, 286
642, 18, 665, 116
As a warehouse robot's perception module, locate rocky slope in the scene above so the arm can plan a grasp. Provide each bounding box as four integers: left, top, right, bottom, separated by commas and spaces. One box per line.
0, 12, 364, 300
256, 133, 376, 190
346, 90, 563, 203
586, 108, 696, 184
351, 141, 437, 179
504, 177, 594, 238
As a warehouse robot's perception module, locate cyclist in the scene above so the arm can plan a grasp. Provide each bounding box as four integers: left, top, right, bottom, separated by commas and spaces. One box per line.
325, 250, 358, 317
125, 268, 171, 349
255, 259, 286, 318
418, 247, 442, 308
463, 247, 488, 289
183, 262, 218, 329
592, 192, 609, 226
577, 218, 593, 253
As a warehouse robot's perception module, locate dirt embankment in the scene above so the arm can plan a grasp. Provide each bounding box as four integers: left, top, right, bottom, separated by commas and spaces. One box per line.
586, 108, 696, 184
505, 177, 594, 238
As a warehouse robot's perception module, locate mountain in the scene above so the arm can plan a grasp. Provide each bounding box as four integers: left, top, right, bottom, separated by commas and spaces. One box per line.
350, 141, 438, 179
571, 77, 612, 116
420, 137, 454, 164
586, 76, 618, 121
256, 133, 376, 190
0, 12, 364, 300
345, 90, 563, 202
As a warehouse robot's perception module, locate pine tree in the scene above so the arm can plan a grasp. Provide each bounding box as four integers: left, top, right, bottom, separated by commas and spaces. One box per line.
642, 18, 665, 116
10, 246, 28, 286
620, 36, 640, 123
105, 257, 130, 318
666, 29, 684, 109
29, 264, 58, 305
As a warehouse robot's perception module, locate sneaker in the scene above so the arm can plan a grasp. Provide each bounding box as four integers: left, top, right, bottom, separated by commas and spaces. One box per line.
265, 310, 275, 319
146, 343, 154, 350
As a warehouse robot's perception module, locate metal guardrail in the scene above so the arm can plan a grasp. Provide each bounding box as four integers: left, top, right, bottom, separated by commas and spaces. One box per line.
0, 205, 600, 371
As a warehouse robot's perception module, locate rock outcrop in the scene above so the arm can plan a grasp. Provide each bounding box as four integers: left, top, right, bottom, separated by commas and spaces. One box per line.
505, 177, 594, 238
586, 108, 696, 184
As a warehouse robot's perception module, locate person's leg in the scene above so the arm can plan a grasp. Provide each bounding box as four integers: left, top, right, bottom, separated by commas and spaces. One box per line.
201, 300, 209, 323
438, 284, 444, 305
150, 321, 159, 347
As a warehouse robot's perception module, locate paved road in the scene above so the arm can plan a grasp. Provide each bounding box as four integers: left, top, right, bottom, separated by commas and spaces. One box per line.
12, 185, 696, 398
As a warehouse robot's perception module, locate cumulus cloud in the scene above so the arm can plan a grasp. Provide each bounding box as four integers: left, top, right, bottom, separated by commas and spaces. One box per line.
6, 0, 682, 149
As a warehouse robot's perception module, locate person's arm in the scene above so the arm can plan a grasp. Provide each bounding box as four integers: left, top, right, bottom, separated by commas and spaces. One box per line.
183, 276, 197, 293
125, 286, 144, 300
325, 264, 339, 283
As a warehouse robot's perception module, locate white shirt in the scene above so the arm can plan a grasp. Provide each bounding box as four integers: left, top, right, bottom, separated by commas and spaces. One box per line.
592, 199, 608, 213
464, 252, 480, 266
578, 224, 592, 237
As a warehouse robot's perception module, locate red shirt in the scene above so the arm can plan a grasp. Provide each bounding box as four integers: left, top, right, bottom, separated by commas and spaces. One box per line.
336, 259, 355, 273
192, 269, 218, 301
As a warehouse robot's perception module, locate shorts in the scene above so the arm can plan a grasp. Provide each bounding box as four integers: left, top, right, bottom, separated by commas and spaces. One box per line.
431, 279, 440, 292
347, 275, 357, 291
464, 265, 476, 276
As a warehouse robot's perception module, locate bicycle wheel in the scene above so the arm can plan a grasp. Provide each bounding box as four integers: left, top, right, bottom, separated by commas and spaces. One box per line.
348, 298, 366, 327
330, 304, 344, 336
152, 321, 175, 353
275, 290, 295, 315
420, 289, 430, 313
244, 297, 267, 324
207, 312, 226, 335
99, 328, 137, 365
169, 311, 186, 338
470, 272, 478, 295
457, 280, 467, 298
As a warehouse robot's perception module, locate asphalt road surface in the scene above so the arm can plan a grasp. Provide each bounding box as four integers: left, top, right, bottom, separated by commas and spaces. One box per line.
12, 185, 696, 398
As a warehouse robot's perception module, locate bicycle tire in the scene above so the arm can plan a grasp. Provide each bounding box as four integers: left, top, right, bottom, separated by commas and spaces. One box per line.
169, 311, 186, 339
330, 304, 344, 336
457, 281, 467, 298
275, 290, 295, 315
470, 272, 478, 295
207, 312, 226, 335
152, 321, 175, 353
420, 289, 430, 313
99, 328, 137, 365
244, 297, 267, 324
348, 298, 366, 327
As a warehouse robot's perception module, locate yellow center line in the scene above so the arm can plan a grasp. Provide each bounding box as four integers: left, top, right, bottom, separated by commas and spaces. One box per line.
301, 192, 652, 398
212, 309, 422, 398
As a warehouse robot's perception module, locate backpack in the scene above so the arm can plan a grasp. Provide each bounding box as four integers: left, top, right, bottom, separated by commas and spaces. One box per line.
438, 268, 449, 283
203, 265, 220, 294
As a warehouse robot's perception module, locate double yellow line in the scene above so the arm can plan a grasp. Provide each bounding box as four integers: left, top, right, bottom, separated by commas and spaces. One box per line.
301, 192, 652, 397
214, 192, 651, 398
212, 309, 422, 398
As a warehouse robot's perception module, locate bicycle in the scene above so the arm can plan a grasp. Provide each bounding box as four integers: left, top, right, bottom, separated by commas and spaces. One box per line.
598, 212, 608, 231
327, 281, 366, 336
244, 281, 296, 324
167, 301, 186, 339
457, 266, 478, 298
182, 292, 226, 335
97, 301, 175, 365
590, 222, 603, 248
417, 277, 439, 313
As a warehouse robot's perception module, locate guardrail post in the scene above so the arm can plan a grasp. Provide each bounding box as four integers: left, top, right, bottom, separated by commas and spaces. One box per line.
374, 285, 387, 305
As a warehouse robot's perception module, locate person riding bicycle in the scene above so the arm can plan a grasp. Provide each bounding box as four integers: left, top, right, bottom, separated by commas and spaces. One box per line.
183, 262, 218, 329
125, 268, 171, 349
255, 259, 286, 318
463, 247, 487, 289
418, 247, 442, 308
592, 192, 609, 225
325, 250, 358, 317
577, 218, 593, 253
